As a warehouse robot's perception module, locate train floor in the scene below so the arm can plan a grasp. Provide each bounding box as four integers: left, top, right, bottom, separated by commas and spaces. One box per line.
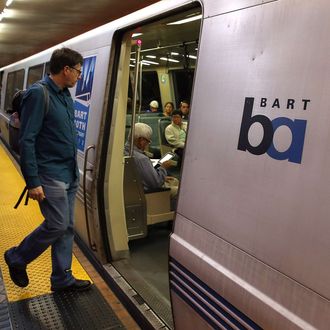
113, 222, 173, 328
0, 143, 139, 330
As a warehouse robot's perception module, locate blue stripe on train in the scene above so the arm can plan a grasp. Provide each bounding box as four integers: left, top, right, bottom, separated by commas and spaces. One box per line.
169, 257, 263, 330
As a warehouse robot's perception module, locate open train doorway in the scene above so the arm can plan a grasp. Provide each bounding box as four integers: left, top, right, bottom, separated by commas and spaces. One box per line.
104, 4, 202, 327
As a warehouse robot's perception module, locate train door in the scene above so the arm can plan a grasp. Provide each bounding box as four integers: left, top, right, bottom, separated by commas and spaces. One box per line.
72, 46, 113, 262
169, 1, 330, 329
99, 4, 202, 327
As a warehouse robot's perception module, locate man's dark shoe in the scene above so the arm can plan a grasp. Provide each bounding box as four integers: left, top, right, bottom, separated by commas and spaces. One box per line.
4, 250, 29, 288
51, 279, 91, 292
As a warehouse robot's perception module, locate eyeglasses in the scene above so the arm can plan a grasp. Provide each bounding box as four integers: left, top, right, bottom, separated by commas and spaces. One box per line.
142, 137, 151, 144
69, 66, 82, 76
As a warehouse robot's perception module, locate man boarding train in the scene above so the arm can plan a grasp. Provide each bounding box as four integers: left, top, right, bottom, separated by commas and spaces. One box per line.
4, 48, 91, 292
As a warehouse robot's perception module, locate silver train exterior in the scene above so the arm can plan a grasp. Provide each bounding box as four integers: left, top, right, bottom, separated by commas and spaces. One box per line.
0, 0, 329, 329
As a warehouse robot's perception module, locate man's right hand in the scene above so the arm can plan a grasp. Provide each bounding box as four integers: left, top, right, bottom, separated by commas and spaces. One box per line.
28, 186, 46, 202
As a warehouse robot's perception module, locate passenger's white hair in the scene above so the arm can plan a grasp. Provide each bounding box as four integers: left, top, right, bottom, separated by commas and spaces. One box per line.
134, 122, 152, 140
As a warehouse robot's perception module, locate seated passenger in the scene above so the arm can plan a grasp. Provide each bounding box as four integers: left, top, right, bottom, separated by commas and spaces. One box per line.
163, 101, 174, 117
178, 100, 190, 120
125, 123, 178, 198
145, 100, 161, 114
165, 110, 187, 162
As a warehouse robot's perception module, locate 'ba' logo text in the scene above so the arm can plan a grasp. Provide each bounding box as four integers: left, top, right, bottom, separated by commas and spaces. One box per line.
237, 97, 309, 164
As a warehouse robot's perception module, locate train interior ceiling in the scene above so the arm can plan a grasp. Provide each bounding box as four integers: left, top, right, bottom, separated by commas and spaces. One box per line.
114, 6, 202, 328
128, 6, 201, 112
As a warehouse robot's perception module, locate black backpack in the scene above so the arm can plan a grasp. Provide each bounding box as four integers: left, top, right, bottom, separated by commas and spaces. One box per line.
11, 81, 49, 120
11, 89, 26, 118
12, 82, 50, 209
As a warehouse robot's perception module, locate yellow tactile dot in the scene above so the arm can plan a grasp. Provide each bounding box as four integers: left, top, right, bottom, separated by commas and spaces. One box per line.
0, 145, 91, 302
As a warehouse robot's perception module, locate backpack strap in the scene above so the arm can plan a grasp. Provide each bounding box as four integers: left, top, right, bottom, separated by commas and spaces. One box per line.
14, 186, 29, 209
35, 82, 50, 116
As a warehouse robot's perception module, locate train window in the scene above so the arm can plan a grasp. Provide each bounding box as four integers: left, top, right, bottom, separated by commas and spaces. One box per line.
172, 68, 194, 107
141, 71, 161, 111
4, 69, 24, 113
27, 64, 44, 87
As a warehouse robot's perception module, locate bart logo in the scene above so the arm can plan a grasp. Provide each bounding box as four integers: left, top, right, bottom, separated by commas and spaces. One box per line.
237, 97, 307, 164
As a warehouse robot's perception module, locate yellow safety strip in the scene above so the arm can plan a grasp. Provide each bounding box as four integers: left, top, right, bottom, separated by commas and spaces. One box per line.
0, 144, 91, 302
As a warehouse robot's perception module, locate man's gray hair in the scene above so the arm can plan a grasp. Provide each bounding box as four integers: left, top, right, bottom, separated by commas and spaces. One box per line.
134, 122, 152, 140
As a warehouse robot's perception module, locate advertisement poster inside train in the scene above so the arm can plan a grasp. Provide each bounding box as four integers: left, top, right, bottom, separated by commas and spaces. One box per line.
74, 55, 96, 152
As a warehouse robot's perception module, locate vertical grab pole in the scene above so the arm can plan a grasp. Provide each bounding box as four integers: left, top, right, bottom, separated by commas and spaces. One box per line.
83, 144, 97, 251
138, 54, 143, 115
129, 39, 142, 157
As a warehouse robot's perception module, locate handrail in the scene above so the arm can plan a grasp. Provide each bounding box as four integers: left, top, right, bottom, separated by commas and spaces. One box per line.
129, 39, 141, 157
83, 144, 97, 251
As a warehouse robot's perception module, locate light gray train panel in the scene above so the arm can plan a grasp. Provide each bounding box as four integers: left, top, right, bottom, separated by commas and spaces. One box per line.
172, 0, 330, 328
204, 0, 278, 17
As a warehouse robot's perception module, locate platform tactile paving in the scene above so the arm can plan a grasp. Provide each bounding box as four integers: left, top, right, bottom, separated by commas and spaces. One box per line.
9, 285, 125, 329
0, 144, 91, 302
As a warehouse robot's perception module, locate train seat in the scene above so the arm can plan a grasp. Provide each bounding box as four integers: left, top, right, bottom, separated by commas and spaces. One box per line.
125, 114, 132, 140
123, 156, 174, 240
145, 188, 173, 225
137, 114, 162, 158
158, 117, 172, 157
125, 114, 139, 140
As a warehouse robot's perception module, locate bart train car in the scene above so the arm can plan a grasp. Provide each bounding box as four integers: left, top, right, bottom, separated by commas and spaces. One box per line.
0, 0, 329, 329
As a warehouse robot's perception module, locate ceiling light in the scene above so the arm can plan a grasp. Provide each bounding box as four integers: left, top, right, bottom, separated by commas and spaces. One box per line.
171, 52, 179, 56
160, 57, 179, 63
132, 33, 143, 38
142, 60, 159, 65
0, 8, 11, 21
167, 14, 202, 25
188, 55, 197, 59
146, 55, 156, 59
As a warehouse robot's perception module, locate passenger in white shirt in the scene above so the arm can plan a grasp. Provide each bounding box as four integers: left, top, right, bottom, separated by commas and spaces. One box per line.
165, 110, 187, 148
165, 110, 187, 164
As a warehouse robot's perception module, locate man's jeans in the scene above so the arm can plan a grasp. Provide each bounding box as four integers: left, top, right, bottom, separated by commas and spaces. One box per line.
6, 175, 79, 288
